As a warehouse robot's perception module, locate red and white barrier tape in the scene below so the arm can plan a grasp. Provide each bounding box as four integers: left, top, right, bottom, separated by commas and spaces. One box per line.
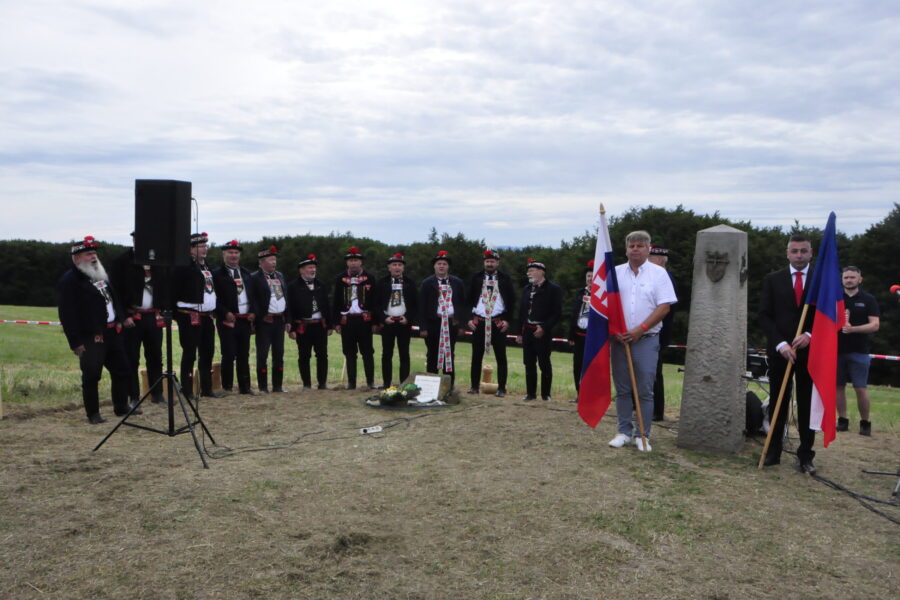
3, 319, 898, 361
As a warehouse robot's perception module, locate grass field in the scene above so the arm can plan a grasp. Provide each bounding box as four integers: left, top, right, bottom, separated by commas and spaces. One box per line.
2, 305, 897, 429
1, 305, 899, 599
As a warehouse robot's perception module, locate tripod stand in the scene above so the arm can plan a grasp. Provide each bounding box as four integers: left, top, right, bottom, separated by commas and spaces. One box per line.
94, 310, 216, 468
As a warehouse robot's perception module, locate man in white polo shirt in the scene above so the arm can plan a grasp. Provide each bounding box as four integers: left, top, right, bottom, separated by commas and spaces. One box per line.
608, 230, 677, 452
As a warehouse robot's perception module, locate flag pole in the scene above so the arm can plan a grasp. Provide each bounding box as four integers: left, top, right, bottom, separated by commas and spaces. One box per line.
757, 304, 811, 469
624, 343, 649, 450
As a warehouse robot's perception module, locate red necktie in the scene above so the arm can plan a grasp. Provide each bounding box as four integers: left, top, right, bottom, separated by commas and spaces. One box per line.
793, 271, 803, 306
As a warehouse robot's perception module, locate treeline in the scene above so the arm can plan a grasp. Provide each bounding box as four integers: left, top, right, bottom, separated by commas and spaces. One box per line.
2, 204, 897, 384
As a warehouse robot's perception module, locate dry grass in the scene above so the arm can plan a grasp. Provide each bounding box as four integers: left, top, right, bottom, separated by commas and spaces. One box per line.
1, 388, 898, 600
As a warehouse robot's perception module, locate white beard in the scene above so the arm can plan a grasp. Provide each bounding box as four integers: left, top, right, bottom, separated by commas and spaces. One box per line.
76, 259, 109, 283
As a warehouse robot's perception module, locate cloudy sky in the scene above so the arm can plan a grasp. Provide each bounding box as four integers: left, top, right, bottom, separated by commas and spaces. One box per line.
2, 1, 898, 247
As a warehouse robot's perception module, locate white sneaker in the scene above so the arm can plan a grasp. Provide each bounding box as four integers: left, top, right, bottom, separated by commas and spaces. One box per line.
634, 437, 652, 452
608, 433, 632, 448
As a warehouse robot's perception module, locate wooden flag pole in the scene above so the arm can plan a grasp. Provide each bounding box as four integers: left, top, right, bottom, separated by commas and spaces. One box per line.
757, 304, 811, 469
624, 343, 649, 450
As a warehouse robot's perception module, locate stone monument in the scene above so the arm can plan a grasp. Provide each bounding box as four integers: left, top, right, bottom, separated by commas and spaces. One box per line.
677, 225, 748, 453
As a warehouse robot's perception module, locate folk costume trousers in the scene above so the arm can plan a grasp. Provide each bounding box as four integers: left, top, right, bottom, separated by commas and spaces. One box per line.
424, 319, 458, 387
124, 312, 163, 402
522, 327, 553, 398
79, 326, 131, 417
217, 317, 253, 393
295, 321, 329, 388
380, 321, 411, 387
256, 316, 285, 391
572, 331, 586, 394
174, 311, 215, 397
340, 315, 374, 388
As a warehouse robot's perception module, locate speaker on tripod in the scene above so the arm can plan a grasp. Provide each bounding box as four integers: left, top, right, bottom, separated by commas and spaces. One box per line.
133, 179, 192, 268
95, 179, 216, 468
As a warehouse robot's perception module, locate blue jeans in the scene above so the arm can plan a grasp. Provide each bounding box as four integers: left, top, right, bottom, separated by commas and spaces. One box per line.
612, 335, 660, 438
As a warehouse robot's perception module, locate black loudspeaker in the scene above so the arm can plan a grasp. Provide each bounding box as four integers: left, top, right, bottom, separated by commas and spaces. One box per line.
134, 179, 192, 267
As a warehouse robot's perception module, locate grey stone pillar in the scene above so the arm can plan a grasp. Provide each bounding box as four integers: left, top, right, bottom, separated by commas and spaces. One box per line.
677, 225, 748, 453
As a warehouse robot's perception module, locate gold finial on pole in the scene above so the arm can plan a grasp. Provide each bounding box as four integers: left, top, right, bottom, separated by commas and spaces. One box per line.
599, 203, 606, 216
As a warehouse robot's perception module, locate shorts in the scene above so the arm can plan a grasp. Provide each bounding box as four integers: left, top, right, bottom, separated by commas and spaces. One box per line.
837, 352, 871, 388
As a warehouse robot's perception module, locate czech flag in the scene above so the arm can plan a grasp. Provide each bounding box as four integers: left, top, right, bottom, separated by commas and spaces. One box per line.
805, 212, 845, 447
578, 209, 626, 428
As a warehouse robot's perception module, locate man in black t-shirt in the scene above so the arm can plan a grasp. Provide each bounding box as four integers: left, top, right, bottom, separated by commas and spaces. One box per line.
836, 266, 880, 436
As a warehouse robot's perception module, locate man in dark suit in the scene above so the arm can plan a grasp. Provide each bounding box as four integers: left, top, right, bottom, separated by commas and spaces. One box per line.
57, 236, 136, 423
516, 259, 562, 401
373, 252, 417, 388
249, 245, 291, 393
466, 249, 515, 397
332, 247, 377, 390
758, 233, 817, 474
109, 234, 166, 405
212, 240, 257, 395
287, 254, 332, 390
173, 232, 220, 399
419, 250, 466, 388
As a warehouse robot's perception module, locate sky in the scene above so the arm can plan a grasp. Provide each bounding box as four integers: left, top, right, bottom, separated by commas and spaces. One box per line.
1, 1, 898, 247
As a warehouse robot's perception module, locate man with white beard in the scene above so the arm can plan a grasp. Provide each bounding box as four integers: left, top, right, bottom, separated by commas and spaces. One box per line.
57, 236, 139, 424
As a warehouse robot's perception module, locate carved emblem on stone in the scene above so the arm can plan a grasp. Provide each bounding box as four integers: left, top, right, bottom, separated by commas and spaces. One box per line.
739, 252, 748, 286
705, 251, 729, 282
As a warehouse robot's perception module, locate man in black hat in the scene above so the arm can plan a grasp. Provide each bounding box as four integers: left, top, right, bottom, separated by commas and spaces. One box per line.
568, 260, 594, 402
58, 236, 138, 423
249, 245, 291, 393
110, 233, 166, 405
648, 246, 678, 421
419, 250, 467, 388
516, 259, 562, 401
212, 240, 257, 395
173, 232, 220, 399
466, 249, 515, 397
332, 247, 377, 390
373, 252, 418, 388
287, 254, 332, 390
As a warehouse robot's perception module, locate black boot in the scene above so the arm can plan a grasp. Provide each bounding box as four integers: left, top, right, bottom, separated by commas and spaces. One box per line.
272, 367, 286, 393
316, 359, 328, 389
299, 358, 312, 389
257, 368, 269, 393
859, 420, 872, 436
345, 357, 357, 390
837, 416, 849, 432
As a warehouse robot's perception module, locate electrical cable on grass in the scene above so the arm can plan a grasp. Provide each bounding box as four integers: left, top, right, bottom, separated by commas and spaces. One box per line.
198, 403, 492, 459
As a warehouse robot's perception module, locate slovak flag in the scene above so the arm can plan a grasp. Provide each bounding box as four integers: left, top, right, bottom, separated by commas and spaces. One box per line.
806, 212, 845, 447
578, 208, 627, 428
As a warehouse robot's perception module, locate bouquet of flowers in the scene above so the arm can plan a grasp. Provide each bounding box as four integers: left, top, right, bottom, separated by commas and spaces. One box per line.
379, 383, 421, 405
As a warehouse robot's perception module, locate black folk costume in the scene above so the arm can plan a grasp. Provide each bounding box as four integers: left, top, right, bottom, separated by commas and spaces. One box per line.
517, 259, 563, 401
373, 253, 418, 387
419, 251, 467, 388
173, 232, 218, 398
212, 240, 258, 395
288, 254, 332, 389
110, 246, 166, 404
332, 247, 376, 390
249, 246, 290, 393
57, 236, 133, 423
467, 249, 515, 396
